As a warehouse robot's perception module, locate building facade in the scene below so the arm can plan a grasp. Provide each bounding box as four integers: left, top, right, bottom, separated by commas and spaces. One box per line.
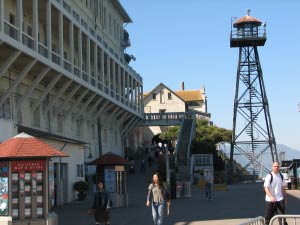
0, 0, 143, 204
130, 82, 210, 148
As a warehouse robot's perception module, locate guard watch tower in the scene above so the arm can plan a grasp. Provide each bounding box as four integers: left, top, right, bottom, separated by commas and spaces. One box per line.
229, 9, 278, 180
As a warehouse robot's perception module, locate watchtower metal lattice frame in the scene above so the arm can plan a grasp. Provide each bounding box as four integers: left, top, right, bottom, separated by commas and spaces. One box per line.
229, 11, 278, 179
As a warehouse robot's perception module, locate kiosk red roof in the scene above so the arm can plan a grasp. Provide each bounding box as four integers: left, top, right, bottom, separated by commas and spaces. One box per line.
0, 132, 68, 158
88, 153, 128, 165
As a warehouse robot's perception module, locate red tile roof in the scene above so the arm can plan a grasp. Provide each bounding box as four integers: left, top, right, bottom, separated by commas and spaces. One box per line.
0, 132, 69, 158
234, 15, 262, 27
88, 153, 128, 165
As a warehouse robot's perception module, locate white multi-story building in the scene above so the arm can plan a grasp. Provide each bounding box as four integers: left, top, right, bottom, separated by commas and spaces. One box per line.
0, 0, 143, 204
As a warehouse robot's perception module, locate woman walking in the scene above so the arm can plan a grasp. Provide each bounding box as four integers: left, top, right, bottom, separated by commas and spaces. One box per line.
146, 172, 171, 225
92, 181, 112, 225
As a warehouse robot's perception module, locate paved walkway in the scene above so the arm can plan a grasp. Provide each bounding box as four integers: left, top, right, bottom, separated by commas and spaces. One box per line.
55, 166, 300, 225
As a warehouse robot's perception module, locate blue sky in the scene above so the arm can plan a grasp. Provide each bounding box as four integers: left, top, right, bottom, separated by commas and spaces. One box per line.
119, 0, 300, 150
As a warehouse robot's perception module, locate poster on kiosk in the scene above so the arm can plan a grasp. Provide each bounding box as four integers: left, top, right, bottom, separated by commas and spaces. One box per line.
11, 160, 46, 220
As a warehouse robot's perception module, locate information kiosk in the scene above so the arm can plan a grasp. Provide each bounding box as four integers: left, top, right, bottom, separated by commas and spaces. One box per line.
0, 133, 68, 225
88, 153, 128, 207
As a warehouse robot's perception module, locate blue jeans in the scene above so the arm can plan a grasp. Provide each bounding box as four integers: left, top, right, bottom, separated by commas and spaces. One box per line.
152, 202, 164, 225
205, 183, 212, 199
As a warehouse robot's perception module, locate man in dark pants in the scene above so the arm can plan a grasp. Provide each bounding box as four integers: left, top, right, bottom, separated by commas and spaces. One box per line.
264, 162, 288, 225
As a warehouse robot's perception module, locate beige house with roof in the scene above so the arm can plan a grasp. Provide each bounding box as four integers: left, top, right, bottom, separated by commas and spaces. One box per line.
128, 82, 210, 149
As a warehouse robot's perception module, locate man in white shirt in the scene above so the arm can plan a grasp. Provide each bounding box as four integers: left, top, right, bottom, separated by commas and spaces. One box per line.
264, 162, 287, 225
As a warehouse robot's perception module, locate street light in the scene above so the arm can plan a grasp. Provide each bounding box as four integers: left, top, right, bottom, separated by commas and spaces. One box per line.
164, 143, 170, 187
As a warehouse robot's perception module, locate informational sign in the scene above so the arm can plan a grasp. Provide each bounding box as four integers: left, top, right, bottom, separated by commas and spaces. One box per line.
0, 162, 9, 216
104, 168, 116, 193
11, 160, 46, 172
48, 161, 55, 209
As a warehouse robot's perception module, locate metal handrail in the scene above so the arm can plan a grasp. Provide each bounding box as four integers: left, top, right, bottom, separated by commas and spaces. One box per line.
270, 215, 300, 225
238, 216, 265, 225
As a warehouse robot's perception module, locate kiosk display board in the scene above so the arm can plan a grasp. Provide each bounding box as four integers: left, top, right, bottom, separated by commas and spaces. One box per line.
0, 162, 9, 216
104, 168, 116, 193
11, 160, 46, 220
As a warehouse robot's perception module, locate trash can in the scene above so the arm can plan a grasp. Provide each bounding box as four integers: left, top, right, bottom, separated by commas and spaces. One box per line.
287, 182, 292, 190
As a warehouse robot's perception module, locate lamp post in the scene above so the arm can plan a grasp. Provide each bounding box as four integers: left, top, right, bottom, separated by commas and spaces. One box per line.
164, 143, 170, 187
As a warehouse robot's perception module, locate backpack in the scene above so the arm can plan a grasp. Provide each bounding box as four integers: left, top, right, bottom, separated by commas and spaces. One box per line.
269, 172, 283, 184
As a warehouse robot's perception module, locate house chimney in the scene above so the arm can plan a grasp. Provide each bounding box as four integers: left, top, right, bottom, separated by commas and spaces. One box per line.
180, 82, 185, 91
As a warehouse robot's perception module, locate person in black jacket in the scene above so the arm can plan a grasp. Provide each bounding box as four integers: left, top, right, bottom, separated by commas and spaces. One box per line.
92, 181, 112, 225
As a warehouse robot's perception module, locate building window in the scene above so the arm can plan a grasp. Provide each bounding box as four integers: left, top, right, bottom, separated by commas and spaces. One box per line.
152, 93, 156, 100
159, 109, 166, 114
0, 98, 11, 119
160, 91, 165, 104
103, 128, 107, 141
33, 106, 40, 127
76, 120, 81, 136
91, 124, 95, 139
168, 92, 172, 100
57, 114, 63, 132
77, 164, 84, 177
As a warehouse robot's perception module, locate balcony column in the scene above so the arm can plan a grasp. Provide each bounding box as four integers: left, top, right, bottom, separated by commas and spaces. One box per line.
117, 65, 121, 99
69, 22, 74, 73
126, 72, 130, 106
112, 59, 116, 96
100, 49, 104, 88
17, 0, 23, 42
87, 37, 90, 78
46, 0, 52, 60
131, 75, 134, 107
0, 0, 3, 32
137, 83, 141, 113
33, 0, 38, 51
78, 30, 82, 78
94, 44, 98, 84
59, 11, 63, 66
140, 85, 144, 113
107, 55, 111, 92
122, 68, 125, 101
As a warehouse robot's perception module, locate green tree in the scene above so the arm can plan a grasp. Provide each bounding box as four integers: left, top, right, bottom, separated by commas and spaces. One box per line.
191, 119, 232, 171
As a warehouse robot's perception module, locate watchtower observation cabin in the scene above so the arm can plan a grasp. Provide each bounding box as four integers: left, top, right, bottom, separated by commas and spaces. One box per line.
230, 9, 266, 47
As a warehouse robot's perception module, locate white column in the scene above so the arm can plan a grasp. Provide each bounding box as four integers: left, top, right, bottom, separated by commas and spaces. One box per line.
59, 11, 63, 66
112, 59, 116, 97
100, 49, 104, 88
94, 43, 98, 83
17, 0, 23, 42
122, 68, 125, 101
46, 0, 52, 59
33, 0, 38, 51
126, 72, 130, 106
0, 0, 3, 32
140, 84, 144, 113
117, 65, 121, 99
87, 37, 90, 75
131, 75, 134, 107
78, 30, 82, 78
107, 55, 111, 92
70, 22, 74, 73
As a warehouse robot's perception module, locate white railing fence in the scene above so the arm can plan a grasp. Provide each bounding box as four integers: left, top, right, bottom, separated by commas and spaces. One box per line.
238, 216, 265, 225
270, 215, 300, 225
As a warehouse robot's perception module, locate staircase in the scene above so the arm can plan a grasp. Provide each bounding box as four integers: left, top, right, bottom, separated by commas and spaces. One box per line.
176, 116, 195, 182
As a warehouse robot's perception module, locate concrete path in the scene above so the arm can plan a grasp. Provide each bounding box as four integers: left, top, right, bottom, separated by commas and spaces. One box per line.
55, 166, 300, 225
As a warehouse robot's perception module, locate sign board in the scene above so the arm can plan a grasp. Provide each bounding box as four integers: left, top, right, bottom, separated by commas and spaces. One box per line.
104, 168, 116, 193
0, 162, 9, 216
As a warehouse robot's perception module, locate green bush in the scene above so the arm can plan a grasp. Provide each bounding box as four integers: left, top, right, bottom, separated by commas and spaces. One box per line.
73, 181, 88, 193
